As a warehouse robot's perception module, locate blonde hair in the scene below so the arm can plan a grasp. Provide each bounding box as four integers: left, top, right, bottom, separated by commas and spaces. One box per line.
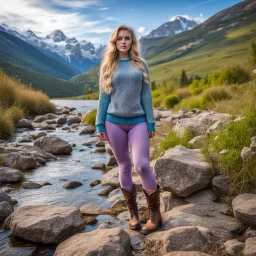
100, 24, 149, 94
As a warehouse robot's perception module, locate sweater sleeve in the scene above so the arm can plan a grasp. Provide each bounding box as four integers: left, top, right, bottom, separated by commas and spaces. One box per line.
95, 71, 111, 133
141, 62, 155, 132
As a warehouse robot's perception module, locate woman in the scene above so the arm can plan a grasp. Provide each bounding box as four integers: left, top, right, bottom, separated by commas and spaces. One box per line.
96, 24, 162, 235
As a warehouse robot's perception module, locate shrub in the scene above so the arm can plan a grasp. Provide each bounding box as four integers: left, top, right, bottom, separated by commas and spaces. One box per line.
164, 94, 180, 108
175, 88, 193, 99
152, 89, 161, 98
82, 108, 97, 126
0, 109, 14, 137
6, 105, 24, 124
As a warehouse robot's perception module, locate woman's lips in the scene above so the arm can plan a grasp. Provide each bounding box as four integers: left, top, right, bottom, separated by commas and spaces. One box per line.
121, 46, 126, 48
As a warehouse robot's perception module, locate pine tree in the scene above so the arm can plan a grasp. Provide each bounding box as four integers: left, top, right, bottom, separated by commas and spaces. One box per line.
180, 69, 189, 87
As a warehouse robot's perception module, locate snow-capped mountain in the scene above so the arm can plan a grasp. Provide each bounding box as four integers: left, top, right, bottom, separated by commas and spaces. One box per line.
142, 16, 198, 39
0, 24, 105, 73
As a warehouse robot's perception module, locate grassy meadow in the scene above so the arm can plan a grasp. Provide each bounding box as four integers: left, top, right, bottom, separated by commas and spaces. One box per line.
0, 69, 55, 138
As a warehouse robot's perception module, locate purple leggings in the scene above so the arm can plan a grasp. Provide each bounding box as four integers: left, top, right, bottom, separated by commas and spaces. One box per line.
105, 121, 157, 192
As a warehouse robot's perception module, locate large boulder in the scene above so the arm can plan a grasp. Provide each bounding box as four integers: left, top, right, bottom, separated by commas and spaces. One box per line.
162, 203, 242, 242
243, 237, 256, 256
0, 201, 14, 221
55, 227, 131, 256
101, 166, 120, 188
34, 136, 72, 155
232, 194, 256, 228
7, 205, 85, 244
0, 166, 21, 183
154, 146, 212, 197
0, 190, 12, 204
2, 152, 37, 170
145, 226, 213, 255
16, 119, 33, 129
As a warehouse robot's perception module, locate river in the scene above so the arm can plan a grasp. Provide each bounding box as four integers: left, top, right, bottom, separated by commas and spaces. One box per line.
0, 100, 116, 256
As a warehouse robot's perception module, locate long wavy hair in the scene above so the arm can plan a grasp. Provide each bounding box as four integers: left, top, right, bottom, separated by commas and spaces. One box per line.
100, 24, 149, 94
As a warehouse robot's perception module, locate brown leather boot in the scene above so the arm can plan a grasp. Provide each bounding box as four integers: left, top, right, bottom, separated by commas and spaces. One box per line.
121, 184, 141, 230
141, 185, 162, 235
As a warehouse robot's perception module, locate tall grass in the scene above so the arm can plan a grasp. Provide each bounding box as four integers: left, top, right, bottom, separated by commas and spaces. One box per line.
82, 109, 97, 126
0, 69, 55, 137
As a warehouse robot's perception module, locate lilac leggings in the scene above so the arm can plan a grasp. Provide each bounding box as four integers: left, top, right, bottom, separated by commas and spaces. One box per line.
105, 121, 157, 192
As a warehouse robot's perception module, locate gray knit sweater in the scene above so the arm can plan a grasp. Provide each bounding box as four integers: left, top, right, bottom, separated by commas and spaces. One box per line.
95, 59, 155, 132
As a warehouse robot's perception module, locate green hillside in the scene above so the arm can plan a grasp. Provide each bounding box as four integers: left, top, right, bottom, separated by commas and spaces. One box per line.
72, 5, 256, 93
0, 61, 86, 98
0, 31, 78, 80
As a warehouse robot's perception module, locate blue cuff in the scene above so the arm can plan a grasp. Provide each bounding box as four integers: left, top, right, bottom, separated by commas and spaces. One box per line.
96, 124, 106, 133
147, 122, 155, 132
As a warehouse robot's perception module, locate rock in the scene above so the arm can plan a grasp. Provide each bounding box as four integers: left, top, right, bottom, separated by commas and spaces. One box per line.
30, 132, 47, 141
18, 145, 57, 160
188, 135, 204, 148
79, 127, 96, 135
145, 226, 214, 255
245, 228, 256, 239
163, 252, 211, 256
107, 155, 117, 166
83, 216, 97, 225
80, 205, 104, 215
21, 181, 42, 189
3, 152, 37, 170
220, 149, 228, 154
83, 137, 100, 145
39, 124, 57, 130
232, 193, 256, 227
44, 113, 58, 120
105, 142, 114, 155
160, 191, 186, 213
67, 116, 81, 125
55, 227, 131, 256
95, 141, 105, 147
250, 136, 256, 152
243, 237, 256, 256
55, 117, 67, 125
224, 239, 244, 255
125, 229, 145, 250
206, 120, 227, 135
154, 145, 212, 197
42, 182, 52, 186
16, 119, 33, 129
0, 190, 12, 204
185, 188, 216, 204
34, 115, 46, 123
19, 136, 32, 143
0, 201, 14, 221
8, 205, 85, 244
241, 147, 254, 161
36, 157, 46, 165
91, 147, 106, 153
0, 166, 21, 183
42, 119, 56, 125
162, 203, 242, 242
98, 186, 114, 196
212, 175, 230, 197
101, 167, 120, 188
90, 180, 101, 187
91, 163, 106, 170
34, 136, 72, 155
63, 181, 82, 189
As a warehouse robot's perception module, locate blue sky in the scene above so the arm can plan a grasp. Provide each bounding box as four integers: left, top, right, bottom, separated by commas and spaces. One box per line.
0, 0, 243, 48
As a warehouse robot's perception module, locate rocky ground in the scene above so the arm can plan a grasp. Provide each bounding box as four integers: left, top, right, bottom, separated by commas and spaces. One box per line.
0, 107, 256, 256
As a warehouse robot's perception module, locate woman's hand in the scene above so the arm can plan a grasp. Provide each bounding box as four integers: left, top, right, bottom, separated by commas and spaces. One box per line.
148, 131, 155, 138
97, 132, 108, 141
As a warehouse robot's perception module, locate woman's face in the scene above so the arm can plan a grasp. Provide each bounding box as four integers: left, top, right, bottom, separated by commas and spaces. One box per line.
116, 29, 132, 54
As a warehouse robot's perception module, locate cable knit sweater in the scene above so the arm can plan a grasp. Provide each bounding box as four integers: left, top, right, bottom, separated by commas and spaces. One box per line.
95, 58, 155, 133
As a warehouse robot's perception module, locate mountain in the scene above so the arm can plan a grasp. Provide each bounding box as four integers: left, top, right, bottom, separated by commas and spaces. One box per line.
74, 0, 256, 92
140, 16, 197, 55
0, 24, 106, 73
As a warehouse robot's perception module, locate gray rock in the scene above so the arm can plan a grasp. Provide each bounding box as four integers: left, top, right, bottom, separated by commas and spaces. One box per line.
91, 163, 106, 170
34, 115, 46, 123
162, 203, 242, 242
232, 193, 256, 228
8, 205, 85, 244
42, 119, 56, 125
250, 136, 256, 152
30, 132, 47, 140
154, 146, 212, 197
105, 142, 114, 155
3, 152, 37, 170
95, 141, 105, 147
0, 166, 21, 183
185, 188, 216, 204
44, 113, 58, 120
212, 175, 230, 197
163, 252, 211, 256
101, 167, 120, 188
80, 205, 104, 215
160, 191, 186, 213
91, 147, 106, 153
0, 201, 14, 221
55, 117, 67, 125
107, 155, 117, 166
67, 116, 81, 125
55, 228, 131, 256
188, 135, 204, 148
79, 127, 96, 135
145, 226, 214, 254
39, 124, 57, 130
243, 237, 256, 256
224, 239, 244, 255
0, 190, 12, 204
34, 136, 72, 155
63, 181, 82, 189
21, 181, 42, 189
16, 119, 33, 129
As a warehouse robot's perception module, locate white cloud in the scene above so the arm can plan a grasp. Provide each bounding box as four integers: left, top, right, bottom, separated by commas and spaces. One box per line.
170, 14, 206, 24
136, 27, 150, 39
0, 0, 112, 46
98, 7, 109, 11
